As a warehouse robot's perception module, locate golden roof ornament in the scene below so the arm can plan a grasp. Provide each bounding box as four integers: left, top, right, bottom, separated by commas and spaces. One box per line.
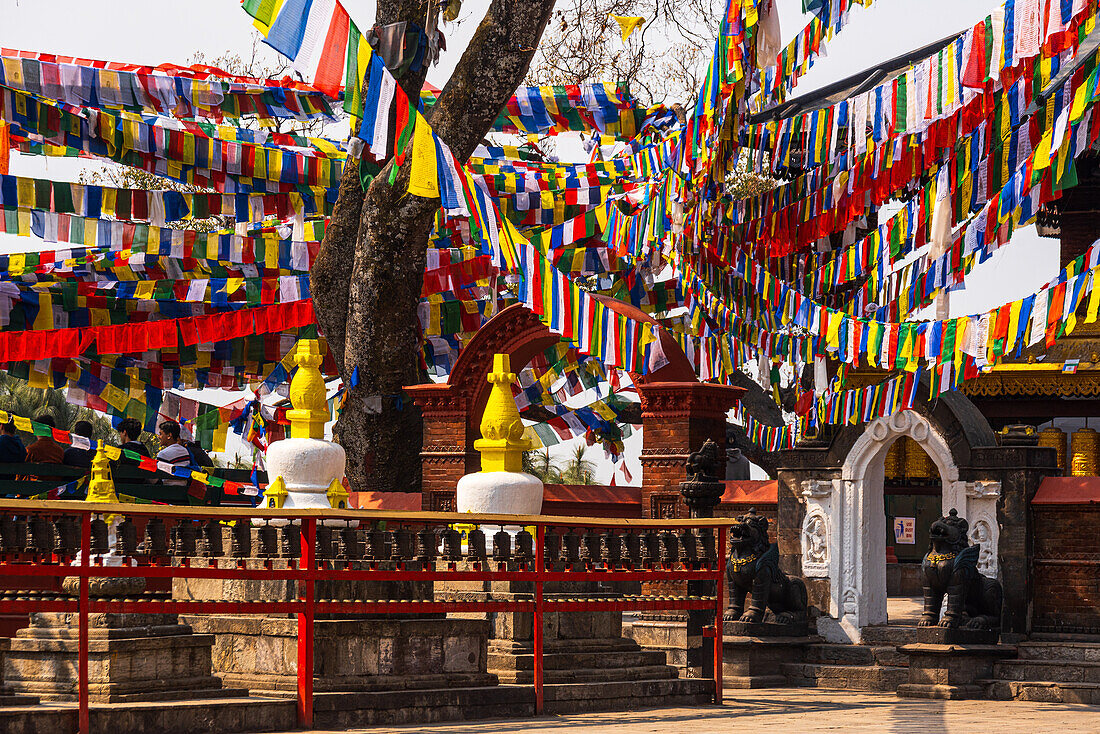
475, 354, 531, 472
85, 448, 119, 505
287, 339, 327, 439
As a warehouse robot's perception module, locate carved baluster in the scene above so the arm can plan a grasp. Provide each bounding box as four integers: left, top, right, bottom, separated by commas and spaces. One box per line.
600, 531, 622, 568
200, 519, 223, 558
340, 524, 363, 561
257, 523, 279, 558
441, 526, 462, 562
90, 517, 110, 556
54, 516, 79, 557
623, 532, 642, 568
466, 526, 487, 562
492, 528, 511, 564
678, 528, 698, 564
0, 516, 23, 553
642, 530, 661, 565
580, 529, 601, 564
416, 526, 437, 564
514, 528, 534, 564
315, 526, 336, 560
696, 527, 716, 565
29, 515, 53, 556
230, 521, 251, 558
542, 528, 562, 567
281, 524, 301, 559
115, 517, 138, 557
366, 525, 387, 561
391, 526, 415, 562
561, 528, 581, 565
145, 518, 169, 559
173, 520, 198, 557
659, 530, 679, 564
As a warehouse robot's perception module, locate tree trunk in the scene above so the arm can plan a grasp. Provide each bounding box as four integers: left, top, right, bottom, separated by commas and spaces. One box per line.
311, 0, 557, 493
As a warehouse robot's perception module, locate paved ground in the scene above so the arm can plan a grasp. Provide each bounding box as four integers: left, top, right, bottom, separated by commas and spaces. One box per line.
288, 689, 1100, 734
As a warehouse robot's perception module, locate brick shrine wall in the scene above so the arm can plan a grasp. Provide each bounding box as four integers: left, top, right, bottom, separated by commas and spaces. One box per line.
1032, 505, 1100, 633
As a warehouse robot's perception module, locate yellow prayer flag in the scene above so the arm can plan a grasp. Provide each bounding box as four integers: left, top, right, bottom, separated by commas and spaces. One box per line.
611, 15, 646, 42
213, 424, 229, 454
407, 113, 440, 199
134, 281, 156, 300
12, 416, 32, 433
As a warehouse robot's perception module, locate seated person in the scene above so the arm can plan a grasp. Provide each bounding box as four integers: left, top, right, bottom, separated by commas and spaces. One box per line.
116, 418, 150, 465
156, 420, 193, 467
62, 421, 96, 469
0, 420, 25, 481
23, 414, 65, 485
26, 414, 64, 464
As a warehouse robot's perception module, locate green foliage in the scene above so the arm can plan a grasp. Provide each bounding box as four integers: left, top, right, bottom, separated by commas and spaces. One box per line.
523, 448, 563, 483
560, 444, 597, 485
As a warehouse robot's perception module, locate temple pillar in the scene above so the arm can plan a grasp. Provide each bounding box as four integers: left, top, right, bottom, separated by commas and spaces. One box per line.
406, 384, 471, 512
638, 382, 742, 519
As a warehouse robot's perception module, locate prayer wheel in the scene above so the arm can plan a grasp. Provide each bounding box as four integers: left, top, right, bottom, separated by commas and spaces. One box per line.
1070, 427, 1100, 477
884, 439, 905, 480
903, 436, 936, 480
1038, 427, 1068, 472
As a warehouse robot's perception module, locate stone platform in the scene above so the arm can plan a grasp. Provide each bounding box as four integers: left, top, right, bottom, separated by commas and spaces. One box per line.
181, 615, 496, 694
896, 643, 1017, 700
723, 634, 818, 688
3, 612, 242, 703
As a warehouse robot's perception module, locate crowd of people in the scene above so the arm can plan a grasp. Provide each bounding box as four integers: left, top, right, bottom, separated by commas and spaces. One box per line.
0, 416, 214, 493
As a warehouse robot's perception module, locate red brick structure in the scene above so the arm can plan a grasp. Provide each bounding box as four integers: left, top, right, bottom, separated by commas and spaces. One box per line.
406, 301, 742, 512
1031, 478, 1100, 634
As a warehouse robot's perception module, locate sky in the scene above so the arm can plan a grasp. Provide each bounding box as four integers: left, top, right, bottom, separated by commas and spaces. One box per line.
0, 0, 1060, 482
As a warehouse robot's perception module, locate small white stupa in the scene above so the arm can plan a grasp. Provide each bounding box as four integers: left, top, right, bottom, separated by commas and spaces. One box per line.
455, 353, 543, 516
261, 339, 349, 515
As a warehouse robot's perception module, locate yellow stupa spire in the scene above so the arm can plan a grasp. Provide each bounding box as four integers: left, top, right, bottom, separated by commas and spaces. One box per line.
287, 339, 328, 439
85, 448, 119, 505
475, 354, 531, 472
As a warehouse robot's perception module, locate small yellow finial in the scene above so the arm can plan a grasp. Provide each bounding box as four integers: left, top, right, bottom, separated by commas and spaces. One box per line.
475, 354, 531, 472
288, 340, 327, 439
263, 476, 288, 509
326, 477, 349, 509
85, 449, 119, 505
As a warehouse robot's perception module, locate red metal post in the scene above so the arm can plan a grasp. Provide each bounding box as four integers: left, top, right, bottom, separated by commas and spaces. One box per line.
297, 518, 315, 728
78, 511, 90, 734
533, 523, 545, 715
714, 525, 726, 705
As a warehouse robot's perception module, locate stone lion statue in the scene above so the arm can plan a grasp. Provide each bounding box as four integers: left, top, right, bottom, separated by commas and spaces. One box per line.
726, 510, 808, 624
918, 509, 1003, 630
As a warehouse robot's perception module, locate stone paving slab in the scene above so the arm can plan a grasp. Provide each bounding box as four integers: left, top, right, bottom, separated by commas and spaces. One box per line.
279, 688, 1100, 734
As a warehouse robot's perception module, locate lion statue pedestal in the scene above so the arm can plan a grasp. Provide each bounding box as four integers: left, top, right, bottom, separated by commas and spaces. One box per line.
721, 511, 816, 688
913, 509, 1003, 645
896, 509, 1015, 699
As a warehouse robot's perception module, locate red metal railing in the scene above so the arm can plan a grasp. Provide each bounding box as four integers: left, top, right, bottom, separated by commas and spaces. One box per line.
0, 499, 732, 732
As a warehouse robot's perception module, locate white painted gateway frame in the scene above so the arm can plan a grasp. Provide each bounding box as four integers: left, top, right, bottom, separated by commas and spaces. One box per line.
800, 411, 1001, 643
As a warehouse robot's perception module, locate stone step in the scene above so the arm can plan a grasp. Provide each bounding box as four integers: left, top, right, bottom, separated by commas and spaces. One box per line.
984, 680, 1100, 705
781, 663, 909, 692
1015, 641, 1100, 662
487, 648, 670, 672
804, 644, 908, 668
993, 660, 1100, 683
541, 677, 713, 712
858, 626, 928, 646
0, 696, 296, 734
492, 664, 679, 685
312, 679, 713, 727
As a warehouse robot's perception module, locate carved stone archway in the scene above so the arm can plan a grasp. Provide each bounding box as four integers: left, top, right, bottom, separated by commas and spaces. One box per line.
806, 410, 1001, 642
406, 301, 741, 512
